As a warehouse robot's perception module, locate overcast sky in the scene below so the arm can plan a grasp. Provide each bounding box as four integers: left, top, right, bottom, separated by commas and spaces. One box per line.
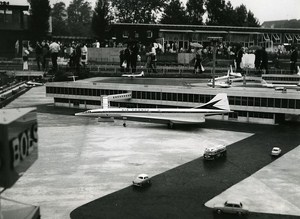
49, 0, 300, 23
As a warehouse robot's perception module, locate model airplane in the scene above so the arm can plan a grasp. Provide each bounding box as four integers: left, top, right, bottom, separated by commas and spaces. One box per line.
261, 79, 300, 90
122, 71, 144, 78
67, 75, 78, 82
207, 66, 242, 88
75, 93, 231, 127
25, 80, 44, 87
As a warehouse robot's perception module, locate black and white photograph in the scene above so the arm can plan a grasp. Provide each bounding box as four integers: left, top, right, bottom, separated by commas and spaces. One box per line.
0, 0, 300, 218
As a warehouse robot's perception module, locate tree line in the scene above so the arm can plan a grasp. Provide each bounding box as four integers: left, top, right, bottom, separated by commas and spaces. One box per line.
30, 0, 260, 41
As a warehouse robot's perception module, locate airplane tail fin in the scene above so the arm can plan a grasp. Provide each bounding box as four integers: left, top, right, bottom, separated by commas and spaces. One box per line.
194, 93, 230, 111
261, 79, 267, 85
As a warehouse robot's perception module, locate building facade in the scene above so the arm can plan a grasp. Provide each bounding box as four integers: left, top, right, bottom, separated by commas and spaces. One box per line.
108, 23, 300, 52
0, 1, 30, 58
46, 80, 300, 125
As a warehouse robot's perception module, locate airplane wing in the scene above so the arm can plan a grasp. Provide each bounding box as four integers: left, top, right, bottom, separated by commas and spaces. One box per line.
119, 114, 205, 125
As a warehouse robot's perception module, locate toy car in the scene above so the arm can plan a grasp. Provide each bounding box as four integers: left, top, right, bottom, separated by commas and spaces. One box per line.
214, 200, 249, 215
132, 174, 151, 187
271, 147, 282, 156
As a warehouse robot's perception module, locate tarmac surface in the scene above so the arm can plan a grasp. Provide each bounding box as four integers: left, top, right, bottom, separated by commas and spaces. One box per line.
2, 85, 300, 219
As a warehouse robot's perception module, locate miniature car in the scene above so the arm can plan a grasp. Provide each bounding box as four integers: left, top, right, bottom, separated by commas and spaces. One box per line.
132, 174, 151, 187
271, 147, 282, 156
214, 200, 249, 215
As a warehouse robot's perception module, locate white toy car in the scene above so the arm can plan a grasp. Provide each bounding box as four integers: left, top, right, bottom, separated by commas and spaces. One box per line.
132, 174, 151, 187
271, 147, 282, 156
214, 200, 249, 215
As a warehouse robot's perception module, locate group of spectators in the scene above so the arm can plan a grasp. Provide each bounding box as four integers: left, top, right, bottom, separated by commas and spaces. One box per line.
21, 38, 298, 76
236, 46, 298, 74
191, 43, 298, 75
119, 42, 158, 74
21, 40, 89, 73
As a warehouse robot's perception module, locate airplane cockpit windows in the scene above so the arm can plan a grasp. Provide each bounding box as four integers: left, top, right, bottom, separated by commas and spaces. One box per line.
84, 110, 92, 113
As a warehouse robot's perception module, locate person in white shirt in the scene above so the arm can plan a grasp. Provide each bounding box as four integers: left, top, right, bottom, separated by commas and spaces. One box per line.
81, 43, 88, 67
49, 41, 60, 71
146, 43, 157, 73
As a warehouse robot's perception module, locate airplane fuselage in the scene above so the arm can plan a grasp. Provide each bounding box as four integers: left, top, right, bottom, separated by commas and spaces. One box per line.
75, 108, 228, 124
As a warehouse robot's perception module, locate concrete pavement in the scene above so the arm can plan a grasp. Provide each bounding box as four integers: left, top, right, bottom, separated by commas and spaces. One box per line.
2, 86, 250, 219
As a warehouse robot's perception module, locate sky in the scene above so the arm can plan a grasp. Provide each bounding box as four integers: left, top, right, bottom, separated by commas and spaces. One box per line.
26, 0, 300, 23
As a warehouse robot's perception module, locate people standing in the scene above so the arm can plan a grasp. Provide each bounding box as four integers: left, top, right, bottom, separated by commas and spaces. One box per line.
81, 43, 88, 68
147, 43, 157, 73
235, 47, 244, 72
35, 41, 43, 71
22, 43, 30, 71
194, 47, 203, 74
49, 40, 60, 72
130, 43, 139, 73
119, 49, 125, 72
124, 45, 131, 73
290, 46, 298, 74
74, 42, 82, 73
95, 40, 100, 48
41, 40, 49, 72
254, 48, 262, 74
260, 47, 269, 74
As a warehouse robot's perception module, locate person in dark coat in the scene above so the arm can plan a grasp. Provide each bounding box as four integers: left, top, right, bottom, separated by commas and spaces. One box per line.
41, 40, 50, 72
194, 47, 203, 74
75, 43, 82, 73
130, 43, 139, 73
260, 47, 269, 74
119, 49, 125, 72
35, 41, 43, 71
124, 45, 131, 73
254, 48, 262, 74
235, 47, 244, 72
290, 46, 298, 74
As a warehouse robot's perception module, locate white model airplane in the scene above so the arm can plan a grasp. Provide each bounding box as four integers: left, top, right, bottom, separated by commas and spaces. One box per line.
207, 66, 242, 88
122, 71, 144, 78
25, 80, 44, 87
68, 75, 78, 82
75, 93, 231, 127
261, 79, 300, 90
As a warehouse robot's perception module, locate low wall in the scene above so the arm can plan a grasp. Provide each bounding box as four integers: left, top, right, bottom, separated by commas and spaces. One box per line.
88, 48, 123, 63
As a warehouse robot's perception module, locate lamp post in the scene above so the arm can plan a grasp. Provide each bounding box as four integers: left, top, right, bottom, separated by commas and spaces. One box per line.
208, 37, 223, 88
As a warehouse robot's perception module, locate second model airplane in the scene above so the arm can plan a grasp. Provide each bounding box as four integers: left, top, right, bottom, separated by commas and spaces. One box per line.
75, 93, 231, 127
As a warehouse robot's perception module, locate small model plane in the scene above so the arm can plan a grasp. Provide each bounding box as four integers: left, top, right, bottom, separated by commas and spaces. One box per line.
207, 66, 242, 88
25, 81, 44, 87
122, 71, 144, 78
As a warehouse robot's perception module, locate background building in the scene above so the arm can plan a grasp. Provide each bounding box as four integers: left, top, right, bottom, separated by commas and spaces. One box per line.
0, 1, 30, 58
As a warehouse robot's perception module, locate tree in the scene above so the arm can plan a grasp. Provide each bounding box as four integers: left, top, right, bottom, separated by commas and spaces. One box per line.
67, 0, 92, 36
30, 0, 51, 40
186, 0, 205, 25
247, 10, 260, 27
160, 0, 188, 24
51, 2, 69, 36
205, 0, 226, 25
111, 0, 166, 23
92, 0, 112, 42
205, 0, 260, 27
234, 4, 248, 26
